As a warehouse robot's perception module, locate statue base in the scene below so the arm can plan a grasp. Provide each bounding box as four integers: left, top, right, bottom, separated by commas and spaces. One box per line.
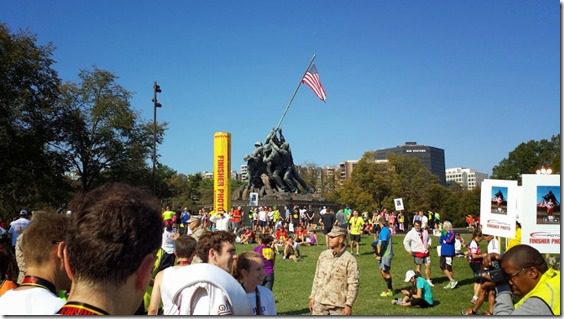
232, 185, 338, 226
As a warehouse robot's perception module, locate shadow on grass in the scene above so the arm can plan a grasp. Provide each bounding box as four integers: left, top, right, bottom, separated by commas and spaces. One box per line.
279, 308, 310, 315
428, 277, 474, 288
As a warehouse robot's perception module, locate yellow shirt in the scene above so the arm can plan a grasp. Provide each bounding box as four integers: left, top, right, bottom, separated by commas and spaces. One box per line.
162, 210, 175, 221
349, 217, 364, 235
506, 227, 521, 251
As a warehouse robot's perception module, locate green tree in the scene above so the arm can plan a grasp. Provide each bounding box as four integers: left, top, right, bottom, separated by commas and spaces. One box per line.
55, 68, 165, 192
0, 24, 71, 217
492, 134, 560, 183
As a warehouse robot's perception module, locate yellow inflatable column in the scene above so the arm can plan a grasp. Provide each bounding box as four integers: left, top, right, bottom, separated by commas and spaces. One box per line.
214, 132, 231, 214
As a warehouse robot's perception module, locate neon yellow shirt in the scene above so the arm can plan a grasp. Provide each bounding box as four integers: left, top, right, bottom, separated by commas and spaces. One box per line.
162, 210, 175, 221
349, 216, 365, 235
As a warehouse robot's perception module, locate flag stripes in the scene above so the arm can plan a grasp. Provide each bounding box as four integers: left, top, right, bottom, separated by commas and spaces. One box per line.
302, 64, 327, 102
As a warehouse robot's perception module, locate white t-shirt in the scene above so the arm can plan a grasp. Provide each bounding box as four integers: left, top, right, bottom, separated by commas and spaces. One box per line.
420, 215, 429, 229
162, 263, 252, 316
258, 209, 267, 222
8, 218, 30, 247
487, 238, 500, 254
455, 238, 462, 252
0, 287, 65, 315
246, 285, 276, 315
469, 239, 479, 254
210, 214, 230, 231
161, 228, 176, 254
160, 266, 185, 315
178, 282, 234, 315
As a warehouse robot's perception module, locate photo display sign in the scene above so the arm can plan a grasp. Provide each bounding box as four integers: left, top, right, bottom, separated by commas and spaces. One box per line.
480, 179, 518, 238
394, 198, 404, 211
521, 174, 560, 254
249, 192, 259, 207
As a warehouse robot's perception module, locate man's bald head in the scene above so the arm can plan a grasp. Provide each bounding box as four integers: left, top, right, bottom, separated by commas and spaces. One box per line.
502, 244, 548, 273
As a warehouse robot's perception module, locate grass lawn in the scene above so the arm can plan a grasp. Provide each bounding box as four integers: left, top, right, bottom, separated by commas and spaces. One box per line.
237, 231, 491, 316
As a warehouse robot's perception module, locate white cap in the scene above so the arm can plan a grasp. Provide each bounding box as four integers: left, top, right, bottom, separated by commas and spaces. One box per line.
404, 270, 416, 282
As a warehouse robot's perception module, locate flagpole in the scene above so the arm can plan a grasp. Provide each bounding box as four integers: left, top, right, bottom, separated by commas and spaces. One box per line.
274, 54, 317, 131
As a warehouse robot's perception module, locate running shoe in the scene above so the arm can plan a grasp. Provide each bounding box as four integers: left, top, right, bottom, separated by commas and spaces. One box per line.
426, 279, 434, 287
450, 280, 458, 289
443, 281, 453, 289
380, 290, 393, 297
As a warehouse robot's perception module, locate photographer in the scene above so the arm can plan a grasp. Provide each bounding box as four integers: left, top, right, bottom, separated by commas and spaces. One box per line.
492, 244, 560, 315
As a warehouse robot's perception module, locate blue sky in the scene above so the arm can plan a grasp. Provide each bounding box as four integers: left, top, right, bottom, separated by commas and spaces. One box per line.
2, 1, 560, 176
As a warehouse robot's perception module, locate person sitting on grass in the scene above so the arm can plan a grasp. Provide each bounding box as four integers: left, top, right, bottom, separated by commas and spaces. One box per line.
392, 270, 434, 308
240, 227, 255, 245
294, 223, 306, 243
283, 236, 301, 261
274, 226, 288, 254
305, 230, 317, 246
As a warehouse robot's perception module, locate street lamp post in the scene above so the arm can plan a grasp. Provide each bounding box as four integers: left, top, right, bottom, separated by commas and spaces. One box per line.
152, 81, 162, 194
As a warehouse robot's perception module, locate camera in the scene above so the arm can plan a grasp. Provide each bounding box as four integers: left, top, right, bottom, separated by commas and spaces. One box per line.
475, 260, 508, 284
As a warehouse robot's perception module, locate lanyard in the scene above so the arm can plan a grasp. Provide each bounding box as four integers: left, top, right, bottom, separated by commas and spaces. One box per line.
21, 276, 57, 296
57, 301, 110, 315
242, 283, 262, 315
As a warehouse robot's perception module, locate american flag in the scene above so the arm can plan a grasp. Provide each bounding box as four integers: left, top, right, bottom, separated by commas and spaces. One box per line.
302, 63, 327, 102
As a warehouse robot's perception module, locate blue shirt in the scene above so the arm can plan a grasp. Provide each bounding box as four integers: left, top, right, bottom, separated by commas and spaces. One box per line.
181, 211, 190, 224
416, 277, 433, 305
378, 226, 393, 256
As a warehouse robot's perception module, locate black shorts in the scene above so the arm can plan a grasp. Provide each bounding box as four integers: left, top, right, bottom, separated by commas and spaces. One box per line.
323, 227, 332, 235
469, 262, 485, 283
440, 256, 453, 271
350, 234, 361, 242
410, 298, 433, 308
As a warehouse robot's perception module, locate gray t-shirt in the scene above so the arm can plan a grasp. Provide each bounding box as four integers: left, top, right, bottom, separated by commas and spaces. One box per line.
335, 211, 346, 227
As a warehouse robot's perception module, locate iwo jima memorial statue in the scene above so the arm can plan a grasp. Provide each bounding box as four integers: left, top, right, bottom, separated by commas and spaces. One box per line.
232, 55, 333, 209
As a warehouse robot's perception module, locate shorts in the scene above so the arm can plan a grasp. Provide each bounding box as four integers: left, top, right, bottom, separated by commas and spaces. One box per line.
410, 298, 433, 308
440, 256, 453, 271
469, 262, 485, 284
413, 255, 431, 265
259, 220, 267, 227
350, 234, 361, 242
379, 255, 392, 272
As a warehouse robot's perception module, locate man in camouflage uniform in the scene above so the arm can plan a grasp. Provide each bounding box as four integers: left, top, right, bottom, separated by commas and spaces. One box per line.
309, 226, 359, 315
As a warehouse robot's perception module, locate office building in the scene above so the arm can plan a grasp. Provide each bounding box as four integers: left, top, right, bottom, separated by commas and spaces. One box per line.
445, 167, 488, 190
372, 142, 446, 184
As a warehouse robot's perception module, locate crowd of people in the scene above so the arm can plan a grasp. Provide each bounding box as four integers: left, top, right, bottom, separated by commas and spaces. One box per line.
0, 185, 560, 316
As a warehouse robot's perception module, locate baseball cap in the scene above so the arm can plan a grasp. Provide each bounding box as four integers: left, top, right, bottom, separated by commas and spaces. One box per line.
19, 209, 29, 217
404, 270, 416, 282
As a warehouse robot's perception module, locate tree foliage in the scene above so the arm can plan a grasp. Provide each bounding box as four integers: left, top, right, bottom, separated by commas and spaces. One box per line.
55, 68, 164, 192
330, 153, 478, 226
0, 24, 71, 216
492, 134, 560, 183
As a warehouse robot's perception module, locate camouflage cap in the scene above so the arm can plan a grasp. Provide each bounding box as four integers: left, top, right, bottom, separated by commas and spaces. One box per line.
327, 226, 347, 238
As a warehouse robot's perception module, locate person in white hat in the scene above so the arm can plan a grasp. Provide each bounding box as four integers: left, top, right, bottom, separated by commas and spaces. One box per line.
392, 270, 433, 308
8, 209, 31, 249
